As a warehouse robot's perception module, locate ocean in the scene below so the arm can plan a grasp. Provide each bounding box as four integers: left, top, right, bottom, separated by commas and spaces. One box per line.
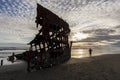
0, 44, 120, 65
0, 50, 26, 65
72, 45, 120, 58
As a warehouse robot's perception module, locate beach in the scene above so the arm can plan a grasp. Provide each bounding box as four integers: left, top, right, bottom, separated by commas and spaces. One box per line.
0, 54, 120, 80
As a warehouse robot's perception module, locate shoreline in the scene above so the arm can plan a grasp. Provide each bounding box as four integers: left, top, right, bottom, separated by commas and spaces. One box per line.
0, 54, 120, 80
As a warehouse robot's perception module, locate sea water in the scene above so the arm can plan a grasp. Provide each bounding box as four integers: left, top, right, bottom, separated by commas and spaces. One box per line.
0, 45, 120, 65
71, 44, 120, 58
0, 50, 26, 65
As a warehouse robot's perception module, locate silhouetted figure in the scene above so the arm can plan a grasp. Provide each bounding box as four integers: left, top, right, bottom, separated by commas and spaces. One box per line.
89, 48, 92, 57
11, 52, 15, 63
1, 60, 3, 66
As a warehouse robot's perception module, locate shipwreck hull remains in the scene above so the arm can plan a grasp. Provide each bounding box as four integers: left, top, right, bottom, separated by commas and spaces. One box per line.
15, 3, 71, 71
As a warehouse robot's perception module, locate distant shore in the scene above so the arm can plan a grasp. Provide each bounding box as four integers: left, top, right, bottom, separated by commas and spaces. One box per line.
0, 54, 120, 80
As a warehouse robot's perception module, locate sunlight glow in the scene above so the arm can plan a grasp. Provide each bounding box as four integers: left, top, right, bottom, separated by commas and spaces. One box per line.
71, 49, 88, 58
71, 33, 89, 41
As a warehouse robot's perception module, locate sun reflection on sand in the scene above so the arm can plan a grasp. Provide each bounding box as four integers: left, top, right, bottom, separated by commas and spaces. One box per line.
71, 49, 89, 58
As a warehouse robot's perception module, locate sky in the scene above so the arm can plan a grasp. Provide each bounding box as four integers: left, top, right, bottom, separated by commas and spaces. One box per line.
0, 0, 120, 47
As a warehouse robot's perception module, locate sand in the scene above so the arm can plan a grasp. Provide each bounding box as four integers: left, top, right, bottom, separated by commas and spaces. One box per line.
0, 54, 120, 80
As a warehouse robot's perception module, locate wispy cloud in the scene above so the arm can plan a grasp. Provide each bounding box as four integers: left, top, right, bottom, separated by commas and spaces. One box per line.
0, 0, 120, 46
0, 0, 38, 45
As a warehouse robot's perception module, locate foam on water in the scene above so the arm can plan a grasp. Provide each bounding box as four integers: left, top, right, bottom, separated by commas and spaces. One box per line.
0, 50, 25, 65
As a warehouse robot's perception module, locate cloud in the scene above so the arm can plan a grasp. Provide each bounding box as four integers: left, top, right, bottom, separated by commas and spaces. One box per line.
79, 34, 120, 46
0, 0, 120, 47
82, 29, 115, 36
0, 14, 37, 44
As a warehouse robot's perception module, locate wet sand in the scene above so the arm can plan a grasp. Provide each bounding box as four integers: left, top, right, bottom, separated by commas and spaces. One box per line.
0, 54, 120, 80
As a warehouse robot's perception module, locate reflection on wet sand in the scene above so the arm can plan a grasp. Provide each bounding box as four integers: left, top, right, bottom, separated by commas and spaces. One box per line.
71, 44, 120, 59
71, 49, 89, 58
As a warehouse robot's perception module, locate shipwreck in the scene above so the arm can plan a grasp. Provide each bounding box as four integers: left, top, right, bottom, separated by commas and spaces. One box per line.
10, 3, 72, 71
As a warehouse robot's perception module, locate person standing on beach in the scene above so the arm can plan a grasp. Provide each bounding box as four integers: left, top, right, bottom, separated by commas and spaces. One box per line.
11, 52, 15, 63
89, 48, 92, 57
1, 60, 3, 66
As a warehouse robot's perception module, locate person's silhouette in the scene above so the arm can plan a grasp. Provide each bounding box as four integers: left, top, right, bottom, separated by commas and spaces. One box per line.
11, 52, 15, 63
1, 60, 3, 66
89, 48, 92, 57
